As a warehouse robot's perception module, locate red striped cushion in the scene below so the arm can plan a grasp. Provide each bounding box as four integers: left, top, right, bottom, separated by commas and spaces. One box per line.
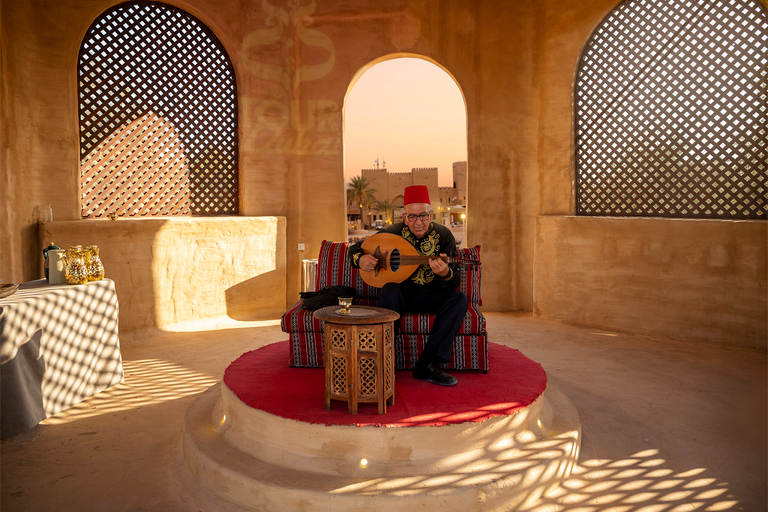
395, 334, 489, 370
286, 329, 488, 370
282, 301, 485, 337
316, 240, 378, 300
457, 245, 482, 305
396, 303, 485, 334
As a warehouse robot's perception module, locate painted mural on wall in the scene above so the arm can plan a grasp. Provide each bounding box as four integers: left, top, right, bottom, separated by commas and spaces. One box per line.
240, 0, 422, 157
241, 0, 340, 156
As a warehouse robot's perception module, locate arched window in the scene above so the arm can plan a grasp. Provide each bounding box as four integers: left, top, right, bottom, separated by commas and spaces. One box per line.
575, 0, 767, 219
78, 1, 238, 218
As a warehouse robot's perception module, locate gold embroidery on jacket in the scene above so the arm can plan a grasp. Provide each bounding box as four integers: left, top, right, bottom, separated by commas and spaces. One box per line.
419, 231, 440, 256
400, 226, 441, 285
401, 227, 417, 246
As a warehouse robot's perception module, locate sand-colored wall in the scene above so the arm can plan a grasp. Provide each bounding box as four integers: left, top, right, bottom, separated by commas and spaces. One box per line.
535, 217, 767, 349
2, 0, 765, 348
39, 217, 286, 331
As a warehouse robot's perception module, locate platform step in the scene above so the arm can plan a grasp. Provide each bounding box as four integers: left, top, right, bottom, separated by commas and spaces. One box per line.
182, 383, 581, 511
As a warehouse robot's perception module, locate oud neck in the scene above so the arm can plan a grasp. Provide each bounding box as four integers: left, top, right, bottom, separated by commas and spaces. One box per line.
398, 255, 469, 265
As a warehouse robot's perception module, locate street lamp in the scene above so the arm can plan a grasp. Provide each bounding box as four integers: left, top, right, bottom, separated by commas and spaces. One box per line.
460, 213, 466, 249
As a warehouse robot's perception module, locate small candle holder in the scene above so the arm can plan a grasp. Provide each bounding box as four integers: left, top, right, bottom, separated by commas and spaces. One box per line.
338, 296, 353, 314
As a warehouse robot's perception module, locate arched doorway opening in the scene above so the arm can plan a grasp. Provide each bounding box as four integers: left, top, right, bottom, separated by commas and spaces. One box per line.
343, 55, 468, 246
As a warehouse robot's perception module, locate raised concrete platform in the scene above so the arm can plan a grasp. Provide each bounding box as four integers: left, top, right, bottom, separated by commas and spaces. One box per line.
182, 359, 581, 511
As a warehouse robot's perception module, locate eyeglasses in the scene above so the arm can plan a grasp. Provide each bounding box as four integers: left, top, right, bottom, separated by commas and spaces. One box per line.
405, 213, 431, 222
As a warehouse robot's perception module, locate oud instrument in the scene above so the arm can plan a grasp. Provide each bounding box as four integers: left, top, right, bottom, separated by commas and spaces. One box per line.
359, 233, 480, 288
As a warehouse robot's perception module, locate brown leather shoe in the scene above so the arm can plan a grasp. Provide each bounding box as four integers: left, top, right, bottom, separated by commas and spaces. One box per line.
413, 362, 457, 386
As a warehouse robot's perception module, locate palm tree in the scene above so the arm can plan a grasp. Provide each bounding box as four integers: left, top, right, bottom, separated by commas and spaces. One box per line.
346, 176, 376, 227
372, 199, 397, 225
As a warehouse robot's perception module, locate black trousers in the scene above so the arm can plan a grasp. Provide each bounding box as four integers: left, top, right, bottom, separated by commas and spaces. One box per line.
378, 282, 468, 365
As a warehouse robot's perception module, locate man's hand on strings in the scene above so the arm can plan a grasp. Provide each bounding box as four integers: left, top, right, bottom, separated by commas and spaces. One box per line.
429, 254, 450, 277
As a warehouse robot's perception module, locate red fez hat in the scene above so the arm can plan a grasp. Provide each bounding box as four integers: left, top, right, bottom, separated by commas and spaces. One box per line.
403, 185, 431, 205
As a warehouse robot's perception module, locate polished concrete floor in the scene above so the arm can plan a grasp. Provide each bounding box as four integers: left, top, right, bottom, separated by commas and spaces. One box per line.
2, 312, 766, 512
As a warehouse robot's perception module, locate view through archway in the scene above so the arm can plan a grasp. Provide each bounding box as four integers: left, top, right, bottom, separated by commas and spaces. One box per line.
344, 56, 468, 246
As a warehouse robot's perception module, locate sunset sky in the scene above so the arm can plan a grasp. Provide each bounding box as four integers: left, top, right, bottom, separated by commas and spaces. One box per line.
343, 58, 467, 187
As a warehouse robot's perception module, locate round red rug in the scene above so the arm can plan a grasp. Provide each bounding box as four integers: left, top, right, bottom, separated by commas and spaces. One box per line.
223, 340, 547, 428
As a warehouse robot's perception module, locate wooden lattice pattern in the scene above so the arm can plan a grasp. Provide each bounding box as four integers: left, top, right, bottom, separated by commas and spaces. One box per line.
576, 0, 767, 219
358, 330, 377, 351
331, 356, 346, 394
385, 325, 393, 391
331, 329, 346, 350
78, 1, 238, 218
358, 357, 377, 396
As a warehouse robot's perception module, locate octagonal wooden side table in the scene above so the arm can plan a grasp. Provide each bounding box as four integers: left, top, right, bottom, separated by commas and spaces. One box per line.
313, 305, 400, 414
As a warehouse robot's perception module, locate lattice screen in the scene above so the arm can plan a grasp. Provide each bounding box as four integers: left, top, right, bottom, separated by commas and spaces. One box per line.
576, 0, 767, 219
78, 1, 238, 218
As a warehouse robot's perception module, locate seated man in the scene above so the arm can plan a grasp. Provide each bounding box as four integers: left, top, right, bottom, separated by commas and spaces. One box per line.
349, 185, 468, 386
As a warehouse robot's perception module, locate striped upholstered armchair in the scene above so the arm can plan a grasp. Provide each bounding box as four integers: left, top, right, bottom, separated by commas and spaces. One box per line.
281, 239, 488, 371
